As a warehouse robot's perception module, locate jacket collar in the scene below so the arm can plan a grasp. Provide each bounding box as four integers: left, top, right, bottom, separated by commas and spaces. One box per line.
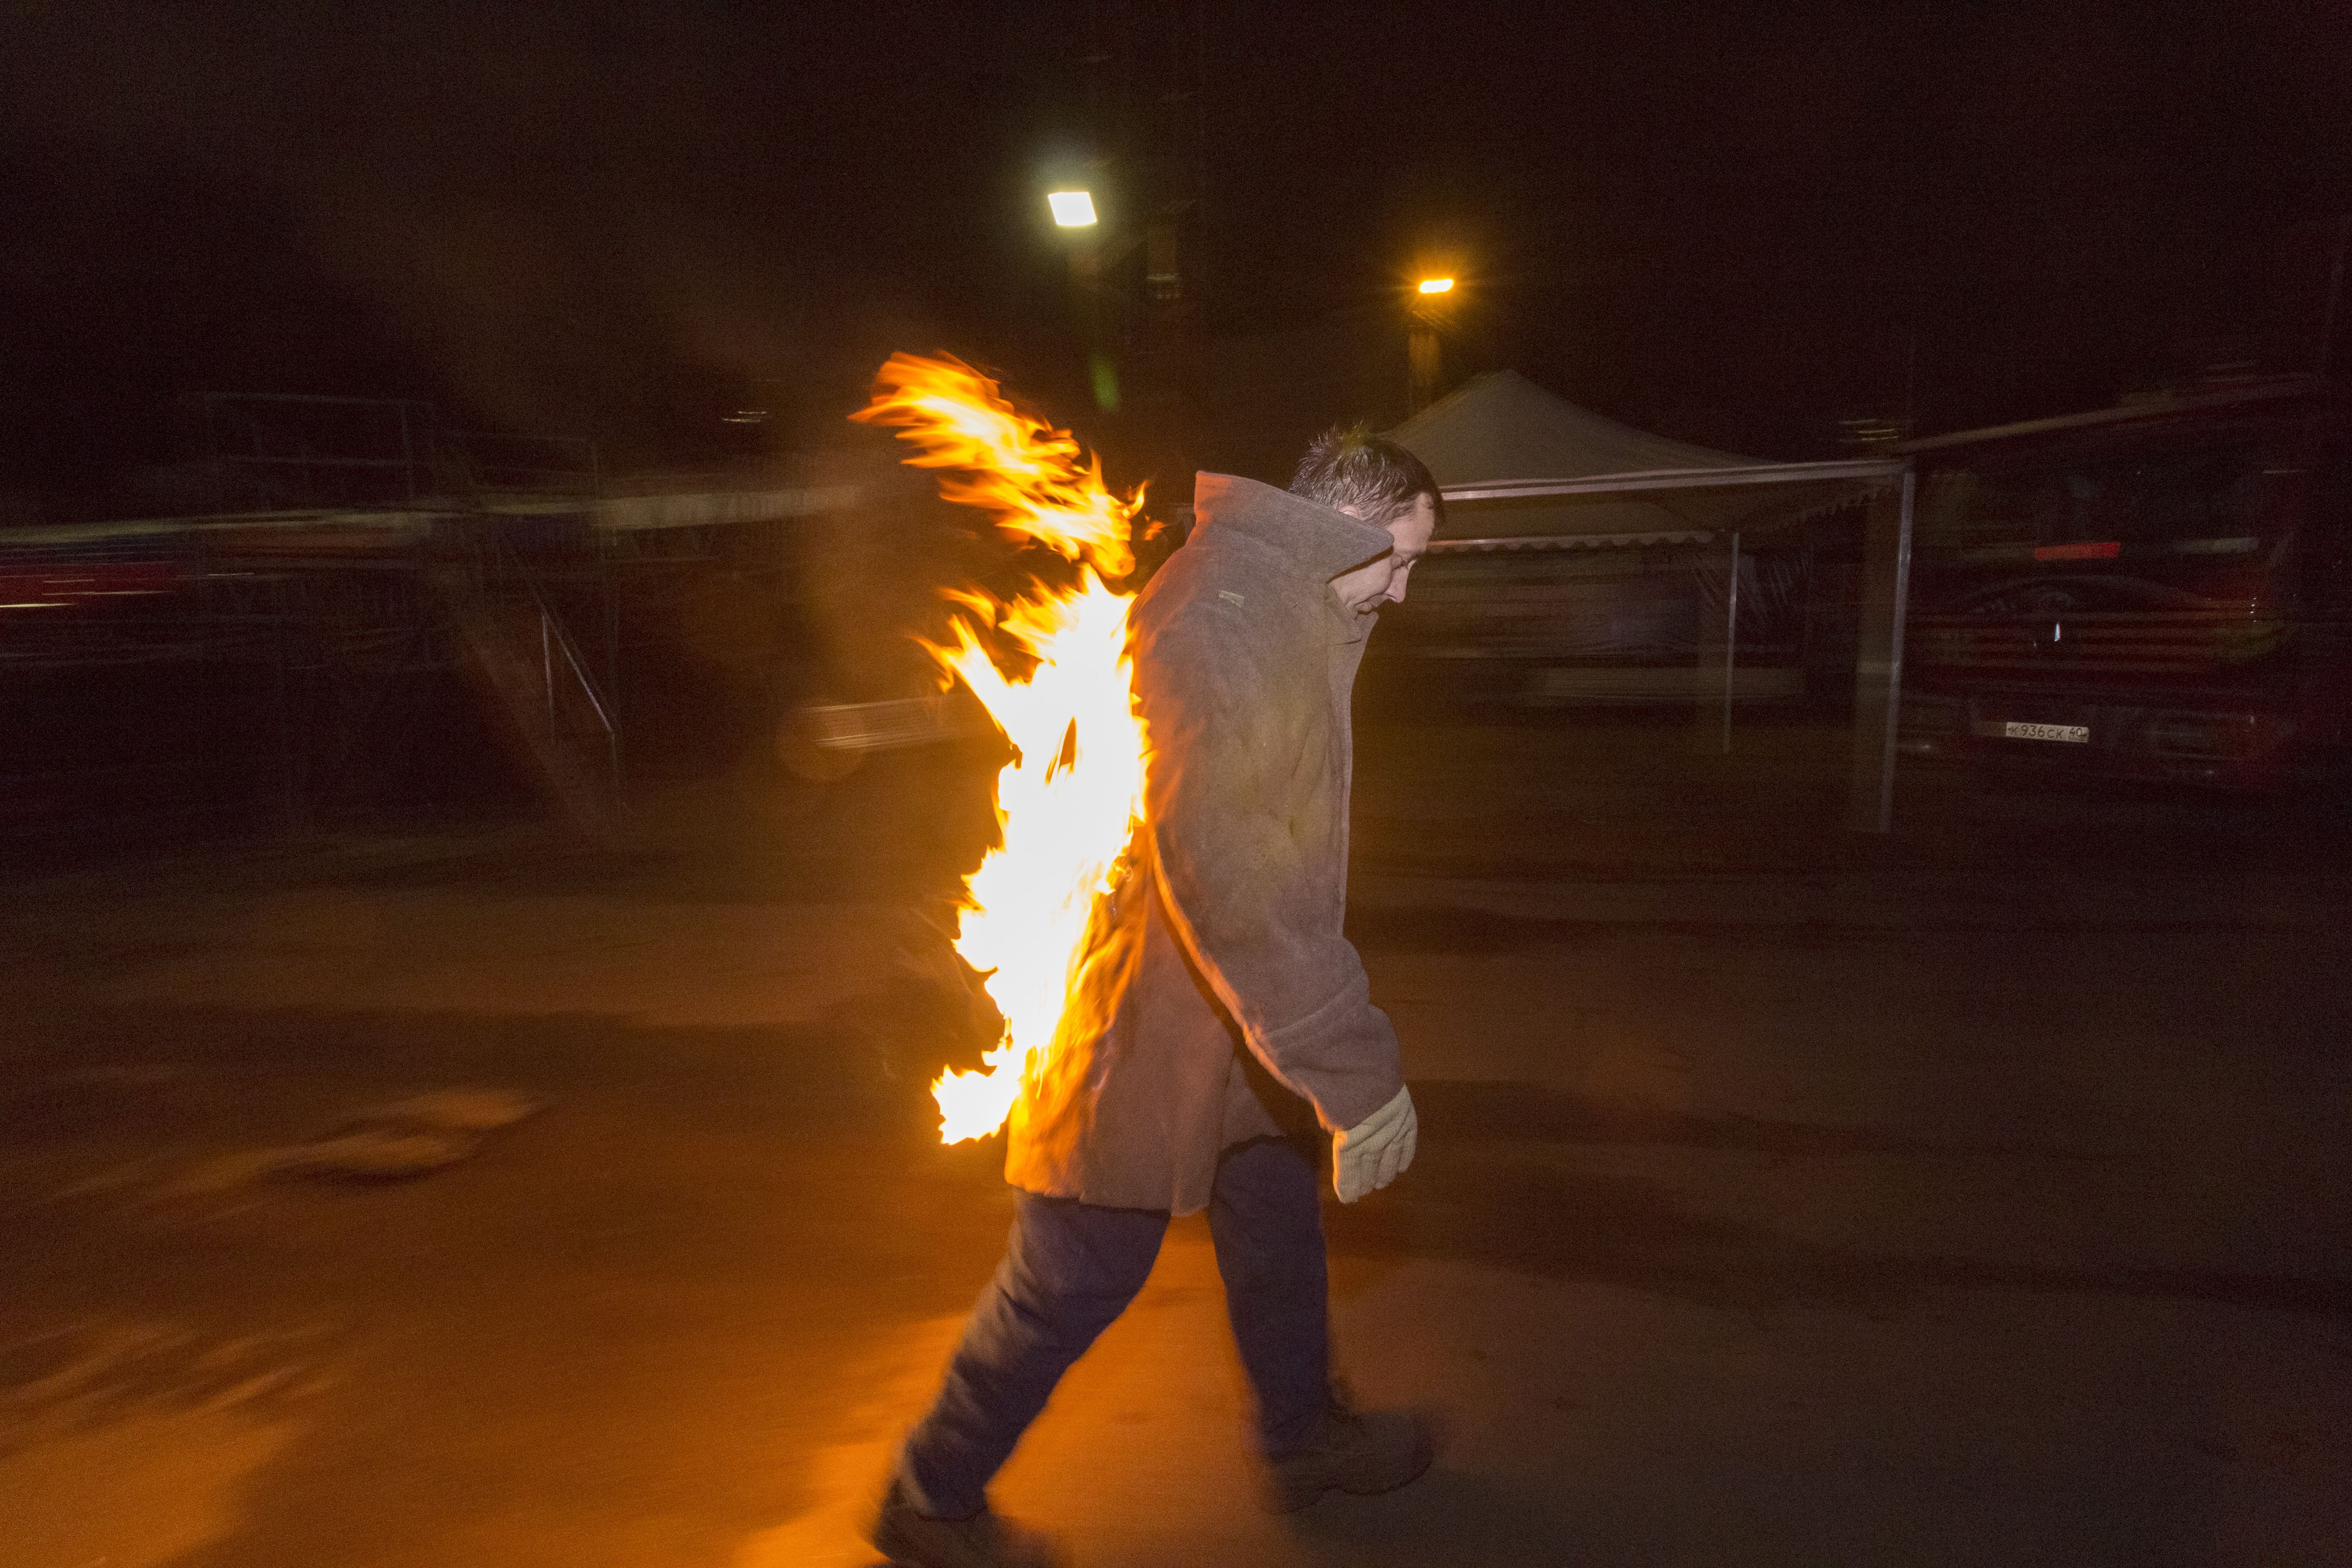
1190, 473, 1397, 585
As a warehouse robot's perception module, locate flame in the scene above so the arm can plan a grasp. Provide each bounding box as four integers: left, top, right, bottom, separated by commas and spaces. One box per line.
853, 354, 1147, 1143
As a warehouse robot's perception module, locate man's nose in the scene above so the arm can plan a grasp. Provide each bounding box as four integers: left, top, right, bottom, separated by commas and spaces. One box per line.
1385, 578, 1409, 604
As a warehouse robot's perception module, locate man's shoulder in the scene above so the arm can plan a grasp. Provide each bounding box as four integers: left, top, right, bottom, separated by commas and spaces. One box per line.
1135, 560, 1245, 666
1137, 529, 1303, 633
1136, 540, 1237, 635
1132, 548, 1295, 714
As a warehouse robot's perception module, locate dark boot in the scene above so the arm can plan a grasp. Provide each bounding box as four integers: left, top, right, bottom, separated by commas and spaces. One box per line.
867, 1478, 1066, 1568
1260, 1394, 1438, 1513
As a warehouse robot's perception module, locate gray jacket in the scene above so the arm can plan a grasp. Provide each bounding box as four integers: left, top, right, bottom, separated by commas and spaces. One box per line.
1004, 472, 1405, 1213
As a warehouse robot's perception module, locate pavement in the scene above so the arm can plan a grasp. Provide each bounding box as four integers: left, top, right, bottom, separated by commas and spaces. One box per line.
4, 715, 2349, 1567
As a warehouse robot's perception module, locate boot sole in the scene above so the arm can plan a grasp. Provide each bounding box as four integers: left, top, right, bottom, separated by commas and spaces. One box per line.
1260, 1442, 1436, 1514
868, 1504, 1064, 1568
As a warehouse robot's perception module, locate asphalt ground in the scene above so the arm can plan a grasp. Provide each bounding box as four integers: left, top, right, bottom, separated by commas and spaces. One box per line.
4, 713, 2349, 1567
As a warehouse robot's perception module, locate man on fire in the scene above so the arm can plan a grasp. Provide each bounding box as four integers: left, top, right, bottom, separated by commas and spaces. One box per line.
873, 426, 1442, 1568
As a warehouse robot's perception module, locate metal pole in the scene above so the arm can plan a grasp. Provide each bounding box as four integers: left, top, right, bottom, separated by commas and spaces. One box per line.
1872, 468, 1916, 831
2318, 212, 2351, 380
273, 575, 311, 835
591, 439, 622, 806
205, 392, 225, 511
541, 609, 556, 740
1721, 530, 1740, 754
1846, 464, 1916, 832
1408, 322, 1440, 414
398, 403, 417, 502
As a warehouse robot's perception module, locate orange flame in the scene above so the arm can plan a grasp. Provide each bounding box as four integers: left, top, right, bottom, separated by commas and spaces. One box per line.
853, 355, 1147, 1143
857, 353, 1136, 578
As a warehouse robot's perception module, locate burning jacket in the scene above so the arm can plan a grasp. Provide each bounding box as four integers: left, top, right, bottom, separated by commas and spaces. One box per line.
1004, 472, 1406, 1213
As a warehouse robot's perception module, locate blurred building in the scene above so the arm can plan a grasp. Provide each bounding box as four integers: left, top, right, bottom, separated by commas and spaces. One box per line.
0, 395, 965, 853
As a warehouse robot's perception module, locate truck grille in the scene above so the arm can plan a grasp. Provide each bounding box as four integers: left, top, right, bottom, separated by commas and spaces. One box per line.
1909, 610, 2285, 676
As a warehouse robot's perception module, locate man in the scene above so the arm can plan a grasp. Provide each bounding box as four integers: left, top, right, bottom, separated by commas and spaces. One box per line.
872, 426, 1443, 1568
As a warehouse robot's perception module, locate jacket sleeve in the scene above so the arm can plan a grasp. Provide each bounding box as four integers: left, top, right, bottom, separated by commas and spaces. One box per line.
1137, 608, 1402, 1135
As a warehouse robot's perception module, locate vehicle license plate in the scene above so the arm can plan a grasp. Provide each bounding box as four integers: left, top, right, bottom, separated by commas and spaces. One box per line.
2003, 721, 2089, 744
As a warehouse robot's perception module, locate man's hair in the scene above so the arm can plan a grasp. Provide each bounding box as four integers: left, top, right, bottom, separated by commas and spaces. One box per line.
1288, 424, 1443, 530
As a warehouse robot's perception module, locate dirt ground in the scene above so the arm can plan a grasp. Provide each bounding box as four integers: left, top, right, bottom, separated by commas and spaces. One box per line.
4, 715, 2348, 1567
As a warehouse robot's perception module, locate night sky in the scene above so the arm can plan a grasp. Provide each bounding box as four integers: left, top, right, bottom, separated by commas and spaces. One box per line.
3, 0, 2347, 517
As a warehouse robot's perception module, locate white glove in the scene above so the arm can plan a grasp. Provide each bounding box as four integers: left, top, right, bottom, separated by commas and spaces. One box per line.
1333, 1085, 1416, 1204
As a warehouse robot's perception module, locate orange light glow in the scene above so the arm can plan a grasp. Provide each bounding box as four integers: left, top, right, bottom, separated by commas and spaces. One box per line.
853, 354, 1147, 1143
1416, 277, 1455, 294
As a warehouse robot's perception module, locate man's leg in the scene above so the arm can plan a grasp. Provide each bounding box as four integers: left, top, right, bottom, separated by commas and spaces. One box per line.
1208, 1133, 1436, 1512
899, 1192, 1168, 1519
1204, 1135, 1330, 1457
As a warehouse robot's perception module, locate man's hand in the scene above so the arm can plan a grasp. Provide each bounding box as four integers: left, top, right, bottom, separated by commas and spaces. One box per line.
1333, 1085, 1416, 1203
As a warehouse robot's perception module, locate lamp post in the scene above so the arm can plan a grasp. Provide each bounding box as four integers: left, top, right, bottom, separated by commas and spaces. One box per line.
1047, 187, 1119, 411
1408, 278, 1455, 415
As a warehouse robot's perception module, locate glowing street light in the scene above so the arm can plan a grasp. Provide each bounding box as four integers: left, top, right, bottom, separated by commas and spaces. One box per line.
1406, 276, 1459, 413
1047, 190, 1098, 228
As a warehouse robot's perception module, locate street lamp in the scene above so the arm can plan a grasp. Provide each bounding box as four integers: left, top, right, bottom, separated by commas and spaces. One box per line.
1047, 190, 1098, 228
1406, 276, 1459, 414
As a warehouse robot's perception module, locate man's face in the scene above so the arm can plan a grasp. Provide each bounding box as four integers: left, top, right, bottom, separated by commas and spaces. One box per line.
1330, 494, 1437, 615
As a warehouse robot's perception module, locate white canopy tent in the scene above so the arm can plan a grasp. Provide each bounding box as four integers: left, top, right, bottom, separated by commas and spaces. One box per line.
1389, 372, 1916, 831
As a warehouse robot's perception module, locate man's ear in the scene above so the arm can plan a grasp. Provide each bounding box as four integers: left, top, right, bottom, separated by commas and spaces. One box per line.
1336, 505, 1367, 521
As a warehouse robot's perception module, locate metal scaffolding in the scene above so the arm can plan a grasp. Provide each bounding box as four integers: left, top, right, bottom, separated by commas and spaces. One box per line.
5, 396, 626, 838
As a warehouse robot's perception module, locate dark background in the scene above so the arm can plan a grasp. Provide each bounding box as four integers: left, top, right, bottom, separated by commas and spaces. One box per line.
3, 0, 2349, 517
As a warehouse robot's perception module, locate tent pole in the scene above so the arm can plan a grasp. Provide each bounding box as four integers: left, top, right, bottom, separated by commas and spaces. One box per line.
1721, 531, 1740, 753
1844, 465, 1919, 832
1877, 467, 1916, 831
1846, 466, 1916, 832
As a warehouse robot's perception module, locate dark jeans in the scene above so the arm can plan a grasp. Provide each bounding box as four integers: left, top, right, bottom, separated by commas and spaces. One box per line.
900, 1135, 1331, 1519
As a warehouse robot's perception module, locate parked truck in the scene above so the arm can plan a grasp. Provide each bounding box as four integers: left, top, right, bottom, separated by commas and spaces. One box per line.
1898, 378, 2352, 787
